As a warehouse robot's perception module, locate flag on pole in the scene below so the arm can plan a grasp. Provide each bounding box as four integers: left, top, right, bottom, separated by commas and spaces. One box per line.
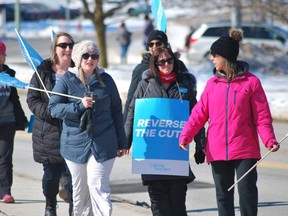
0, 72, 30, 89
0, 72, 83, 100
151, 0, 167, 32
51, 27, 56, 42
15, 29, 43, 70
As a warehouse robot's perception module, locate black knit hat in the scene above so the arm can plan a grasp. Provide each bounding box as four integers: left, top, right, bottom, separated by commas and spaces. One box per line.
147, 30, 168, 46
210, 28, 243, 63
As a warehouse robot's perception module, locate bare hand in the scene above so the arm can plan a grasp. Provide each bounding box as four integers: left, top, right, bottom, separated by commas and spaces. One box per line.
269, 144, 280, 152
179, 142, 189, 151
117, 149, 130, 157
82, 96, 94, 109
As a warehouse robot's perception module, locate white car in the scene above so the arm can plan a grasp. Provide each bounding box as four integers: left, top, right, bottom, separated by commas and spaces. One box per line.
186, 22, 288, 62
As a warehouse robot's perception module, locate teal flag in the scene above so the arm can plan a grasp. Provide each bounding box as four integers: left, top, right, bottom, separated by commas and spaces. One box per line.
151, 0, 167, 32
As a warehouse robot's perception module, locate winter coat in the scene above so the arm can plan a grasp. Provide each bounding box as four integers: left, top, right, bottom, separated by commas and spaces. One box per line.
179, 61, 277, 163
26, 59, 64, 164
0, 64, 27, 130
117, 28, 132, 46
48, 68, 128, 164
123, 52, 189, 122
125, 70, 205, 185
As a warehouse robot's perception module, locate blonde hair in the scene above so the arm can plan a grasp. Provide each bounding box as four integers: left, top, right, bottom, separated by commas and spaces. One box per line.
79, 67, 105, 88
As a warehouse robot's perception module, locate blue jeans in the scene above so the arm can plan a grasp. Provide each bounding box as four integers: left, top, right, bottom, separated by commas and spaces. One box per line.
211, 159, 258, 216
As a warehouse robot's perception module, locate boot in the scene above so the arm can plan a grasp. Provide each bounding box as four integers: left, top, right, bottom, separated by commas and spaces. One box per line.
44, 197, 57, 216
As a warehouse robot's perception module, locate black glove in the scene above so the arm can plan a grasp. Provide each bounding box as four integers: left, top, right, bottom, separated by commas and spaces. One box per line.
79, 109, 92, 132
194, 149, 205, 164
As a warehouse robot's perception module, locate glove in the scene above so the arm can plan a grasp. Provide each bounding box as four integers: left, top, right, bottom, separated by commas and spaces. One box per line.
79, 109, 92, 132
194, 149, 205, 164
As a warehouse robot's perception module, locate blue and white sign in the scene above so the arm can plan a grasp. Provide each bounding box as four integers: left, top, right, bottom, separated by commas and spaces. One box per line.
132, 98, 190, 176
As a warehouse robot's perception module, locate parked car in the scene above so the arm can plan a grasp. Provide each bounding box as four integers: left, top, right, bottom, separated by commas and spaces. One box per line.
186, 22, 288, 62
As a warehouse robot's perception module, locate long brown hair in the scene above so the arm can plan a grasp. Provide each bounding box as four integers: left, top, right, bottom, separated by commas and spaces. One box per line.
50, 32, 75, 66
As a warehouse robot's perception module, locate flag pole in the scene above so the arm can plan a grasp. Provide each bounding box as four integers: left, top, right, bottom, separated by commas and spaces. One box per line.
228, 133, 288, 191
26, 86, 83, 100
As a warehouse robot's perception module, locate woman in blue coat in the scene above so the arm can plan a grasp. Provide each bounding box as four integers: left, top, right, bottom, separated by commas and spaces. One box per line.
48, 40, 129, 216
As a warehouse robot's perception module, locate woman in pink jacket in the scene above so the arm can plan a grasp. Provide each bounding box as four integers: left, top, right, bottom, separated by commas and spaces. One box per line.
179, 28, 279, 216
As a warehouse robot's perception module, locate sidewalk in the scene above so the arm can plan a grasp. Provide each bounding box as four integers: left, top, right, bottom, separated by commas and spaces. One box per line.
0, 173, 151, 216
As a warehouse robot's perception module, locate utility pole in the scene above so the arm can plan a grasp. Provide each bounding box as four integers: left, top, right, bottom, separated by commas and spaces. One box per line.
65, 0, 70, 32
15, 0, 20, 32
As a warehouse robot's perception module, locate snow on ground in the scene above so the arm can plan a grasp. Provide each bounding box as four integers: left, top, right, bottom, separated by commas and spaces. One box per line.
3, 13, 288, 121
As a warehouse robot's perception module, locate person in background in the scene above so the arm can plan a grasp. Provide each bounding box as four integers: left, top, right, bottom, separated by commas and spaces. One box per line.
26, 32, 74, 216
179, 28, 280, 216
123, 30, 188, 124
143, 14, 154, 50
125, 47, 205, 216
48, 40, 129, 216
0, 40, 28, 203
116, 22, 132, 64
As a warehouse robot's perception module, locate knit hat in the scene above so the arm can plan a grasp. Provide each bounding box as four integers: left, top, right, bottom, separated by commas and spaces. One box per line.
72, 40, 100, 69
210, 28, 243, 63
147, 30, 168, 46
0, 40, 6, 55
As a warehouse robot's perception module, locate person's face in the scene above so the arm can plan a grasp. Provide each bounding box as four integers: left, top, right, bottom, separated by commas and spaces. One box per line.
148, 40, 165, 54
80, 52, 99, 75
156, 53, 174, 74
55, 36, 74, 63
0, 52, 6, 65
210, 53, 227, 71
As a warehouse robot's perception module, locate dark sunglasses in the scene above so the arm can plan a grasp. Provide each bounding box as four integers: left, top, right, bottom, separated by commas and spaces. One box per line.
156, 57, 174, 66
210, 51, 216, 57
82, 53, 99, 60
148, 41, 163, 48
56, 43, 74, 49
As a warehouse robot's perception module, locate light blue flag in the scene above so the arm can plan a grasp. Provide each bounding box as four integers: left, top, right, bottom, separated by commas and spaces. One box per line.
51, 27, 56, 42
15, 29, 43, 71
0, 72, 30, 89
151, 0, 167, 32
132, 98, 189, 176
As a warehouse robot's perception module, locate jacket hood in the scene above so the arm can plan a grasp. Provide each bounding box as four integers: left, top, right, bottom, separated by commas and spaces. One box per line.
213, 60, 250, 78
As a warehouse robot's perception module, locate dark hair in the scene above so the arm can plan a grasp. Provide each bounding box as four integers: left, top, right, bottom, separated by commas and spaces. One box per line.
51, 32, 75, 66
148, 47, 179, 80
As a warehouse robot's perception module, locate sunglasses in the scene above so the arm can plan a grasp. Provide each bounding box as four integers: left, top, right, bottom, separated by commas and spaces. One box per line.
210, 51, 216, 57
82, 53, 99, 60
148, 41, 163, 48
56, 43, 74, 49
156, 57, 174, 66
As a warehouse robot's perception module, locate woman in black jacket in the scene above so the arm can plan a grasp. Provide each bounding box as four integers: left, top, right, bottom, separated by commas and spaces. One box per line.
26, 32, 74, 216
0, 40, 28, 203
125, 47, 205, 216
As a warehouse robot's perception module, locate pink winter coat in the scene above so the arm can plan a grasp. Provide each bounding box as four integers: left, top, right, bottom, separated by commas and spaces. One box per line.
179, 64, 277, 163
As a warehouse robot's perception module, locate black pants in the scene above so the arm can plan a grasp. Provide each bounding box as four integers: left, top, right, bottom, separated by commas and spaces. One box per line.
147, 179, 188, 216
0, 123, 15, 198
211, 159, 258, 216
42, 163, 65, 201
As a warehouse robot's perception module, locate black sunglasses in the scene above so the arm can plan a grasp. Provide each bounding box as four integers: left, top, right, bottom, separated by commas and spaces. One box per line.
82, 53, 99, 60
210, 51, 216, 57
156, 57, 174, 66
148, 41, 163, 48
56, 42, 74, 49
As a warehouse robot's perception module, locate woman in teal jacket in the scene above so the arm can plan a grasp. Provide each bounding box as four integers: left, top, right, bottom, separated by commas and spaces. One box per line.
48, 40, 129, 216
179, 28, 279, 216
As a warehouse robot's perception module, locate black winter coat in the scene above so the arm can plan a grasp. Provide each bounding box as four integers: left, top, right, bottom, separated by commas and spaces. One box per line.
26, 59, 64, 164
123, 52, 188, 122
125, 71, 205, 185
5, 65, 28, 130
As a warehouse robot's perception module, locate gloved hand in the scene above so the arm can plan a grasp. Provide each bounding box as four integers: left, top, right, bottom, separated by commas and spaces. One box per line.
79, 109, 92, 132
194, 149, 205, 164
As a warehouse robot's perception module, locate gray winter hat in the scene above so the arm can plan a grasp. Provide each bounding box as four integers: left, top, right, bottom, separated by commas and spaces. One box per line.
72, 40, 100, 69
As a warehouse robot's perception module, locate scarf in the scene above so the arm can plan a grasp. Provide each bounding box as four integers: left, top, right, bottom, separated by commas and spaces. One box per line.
159, 72, 176, 84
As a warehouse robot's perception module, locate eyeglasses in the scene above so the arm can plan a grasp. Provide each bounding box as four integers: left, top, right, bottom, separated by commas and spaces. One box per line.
156, 57, 174, 66
148, 41, 163, 48
56, 43, 74, 49
82, 53, 99, 60
210, 51, 216, 57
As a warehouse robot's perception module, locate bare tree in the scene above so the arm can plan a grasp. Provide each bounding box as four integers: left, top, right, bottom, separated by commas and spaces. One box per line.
80, 0, 129, 68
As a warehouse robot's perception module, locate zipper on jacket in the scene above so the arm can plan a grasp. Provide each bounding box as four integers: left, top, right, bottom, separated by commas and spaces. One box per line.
225, 83, 230, 160
234, 91, 236, 104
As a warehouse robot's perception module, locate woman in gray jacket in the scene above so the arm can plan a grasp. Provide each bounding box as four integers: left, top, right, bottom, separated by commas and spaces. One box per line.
48, 40, 129, 216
